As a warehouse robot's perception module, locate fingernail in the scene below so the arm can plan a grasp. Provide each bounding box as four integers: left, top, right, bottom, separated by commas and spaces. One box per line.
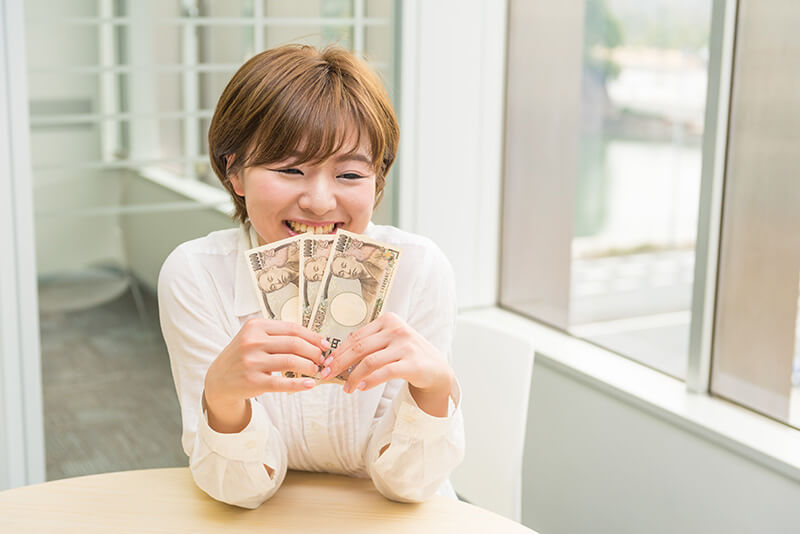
320, 367, 331, 379
357, 381, 367, 391
303, 378, 315, 388
324, 356, 334, 366
320, 338, 331, 349
344, 384, 352, 394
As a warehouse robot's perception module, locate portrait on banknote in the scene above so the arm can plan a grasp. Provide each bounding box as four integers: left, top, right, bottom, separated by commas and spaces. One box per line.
299, 235, 335, 327
246, 236, 301, 323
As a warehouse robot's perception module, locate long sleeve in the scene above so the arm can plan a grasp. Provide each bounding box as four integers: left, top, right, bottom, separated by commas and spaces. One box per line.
157, 245, 287, 508
364, 241, 466, 502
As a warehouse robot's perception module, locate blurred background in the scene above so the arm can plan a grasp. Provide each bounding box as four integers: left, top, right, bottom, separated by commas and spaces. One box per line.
2, 0, 799, 533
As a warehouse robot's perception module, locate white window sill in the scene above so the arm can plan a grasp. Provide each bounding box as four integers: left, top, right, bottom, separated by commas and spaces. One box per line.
136, 166, 234, 216
460, 306, 800, 482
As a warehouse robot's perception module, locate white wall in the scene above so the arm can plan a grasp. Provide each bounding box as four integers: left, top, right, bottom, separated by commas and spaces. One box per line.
523, 360, 800, 534
453, 307, 800, 534
396, 0, 506, 309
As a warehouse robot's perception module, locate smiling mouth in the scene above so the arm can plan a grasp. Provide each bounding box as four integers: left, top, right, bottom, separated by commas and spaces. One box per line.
284, 220, 340, 235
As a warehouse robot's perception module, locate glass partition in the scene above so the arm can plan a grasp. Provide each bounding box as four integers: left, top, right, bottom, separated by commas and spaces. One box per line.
25, 0, 398, 480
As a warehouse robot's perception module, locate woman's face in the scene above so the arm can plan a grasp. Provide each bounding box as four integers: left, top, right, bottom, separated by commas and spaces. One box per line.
230, 135, 376, 245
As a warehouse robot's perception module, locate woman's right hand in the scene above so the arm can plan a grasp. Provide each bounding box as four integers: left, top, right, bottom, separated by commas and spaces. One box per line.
203, 318, 329, 432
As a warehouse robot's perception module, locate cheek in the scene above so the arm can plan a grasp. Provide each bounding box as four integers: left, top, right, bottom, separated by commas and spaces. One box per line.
346, 181, 376, 218
249, 176, 294, 209
248, 188, 297, 237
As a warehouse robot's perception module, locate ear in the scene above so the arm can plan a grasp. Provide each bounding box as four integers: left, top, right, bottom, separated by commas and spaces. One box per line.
225, 154, 245, 196
229, 171, 245, 196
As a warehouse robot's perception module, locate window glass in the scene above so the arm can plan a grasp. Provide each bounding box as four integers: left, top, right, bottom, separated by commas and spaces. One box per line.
366, 0, 393, 19
264, 25, 354, 49
264, 0, 353, 18
501, 0, 712, 379
570, 0, 712, 378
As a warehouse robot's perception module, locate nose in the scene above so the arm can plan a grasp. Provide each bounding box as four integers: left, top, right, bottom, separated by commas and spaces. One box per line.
298, 174, 337, 215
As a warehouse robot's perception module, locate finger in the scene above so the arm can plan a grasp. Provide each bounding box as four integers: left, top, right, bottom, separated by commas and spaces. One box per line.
261, 353, 320, 378
347, 360, 408, 394
342, 347, 402, 392
252, 318, 331, 352
334, 314, 393, 354
322, 329, 392, 380
263, 335, 325, 365
263, 374, 317, 393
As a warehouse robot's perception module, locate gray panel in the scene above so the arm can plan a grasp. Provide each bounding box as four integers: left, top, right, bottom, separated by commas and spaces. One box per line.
711, 0, 800, 421
500, 0, 584, 328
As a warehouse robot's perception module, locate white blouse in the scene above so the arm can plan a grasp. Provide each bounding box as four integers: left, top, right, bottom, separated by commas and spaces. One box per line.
157, 222, 465, 508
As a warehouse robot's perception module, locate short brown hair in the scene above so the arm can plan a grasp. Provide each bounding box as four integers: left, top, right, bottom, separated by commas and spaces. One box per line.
208, 45, 399, 224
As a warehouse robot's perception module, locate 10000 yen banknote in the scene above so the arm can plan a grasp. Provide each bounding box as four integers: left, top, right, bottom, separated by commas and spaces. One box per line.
298, 234, 335, 327
307, 229, 401, 384
245, 235, 302, 324
245, 234, 307, 379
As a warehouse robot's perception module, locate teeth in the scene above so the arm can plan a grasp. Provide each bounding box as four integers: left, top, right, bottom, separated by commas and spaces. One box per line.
287, 221, 335, 234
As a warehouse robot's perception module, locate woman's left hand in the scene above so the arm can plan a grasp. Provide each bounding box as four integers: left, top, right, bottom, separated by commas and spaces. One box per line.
319, 312, 455, 411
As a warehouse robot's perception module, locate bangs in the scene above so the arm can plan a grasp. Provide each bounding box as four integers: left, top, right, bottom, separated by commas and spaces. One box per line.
242, 62, 385, 172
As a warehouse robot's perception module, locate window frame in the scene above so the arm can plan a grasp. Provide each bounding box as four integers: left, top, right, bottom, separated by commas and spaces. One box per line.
0, 0, 46, 489
686, 0, 738, 393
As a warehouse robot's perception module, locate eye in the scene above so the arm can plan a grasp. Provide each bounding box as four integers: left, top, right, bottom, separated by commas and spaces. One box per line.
276, 168, 303, 175
338, 172, 366, 180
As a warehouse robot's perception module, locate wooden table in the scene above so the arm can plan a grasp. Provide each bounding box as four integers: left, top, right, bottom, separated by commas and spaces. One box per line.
0, 468, 536, 533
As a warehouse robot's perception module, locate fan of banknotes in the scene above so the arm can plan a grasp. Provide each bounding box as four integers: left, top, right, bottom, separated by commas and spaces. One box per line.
245, 229, 401, 384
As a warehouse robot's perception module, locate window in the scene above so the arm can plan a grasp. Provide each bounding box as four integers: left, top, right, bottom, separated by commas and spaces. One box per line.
502, 0, 800, 427
502, 0, 712, 379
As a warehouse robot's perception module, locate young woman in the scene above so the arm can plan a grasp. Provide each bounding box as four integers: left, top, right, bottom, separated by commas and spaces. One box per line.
158, 45, 464, 509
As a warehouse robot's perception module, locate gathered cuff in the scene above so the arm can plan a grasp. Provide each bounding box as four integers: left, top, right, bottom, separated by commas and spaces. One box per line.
391, 380, 461, 439
197, 397, 275, 464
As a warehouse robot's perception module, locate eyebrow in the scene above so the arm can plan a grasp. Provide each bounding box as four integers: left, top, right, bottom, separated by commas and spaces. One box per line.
279, 151, 372, 167
332, 153, 372, 165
